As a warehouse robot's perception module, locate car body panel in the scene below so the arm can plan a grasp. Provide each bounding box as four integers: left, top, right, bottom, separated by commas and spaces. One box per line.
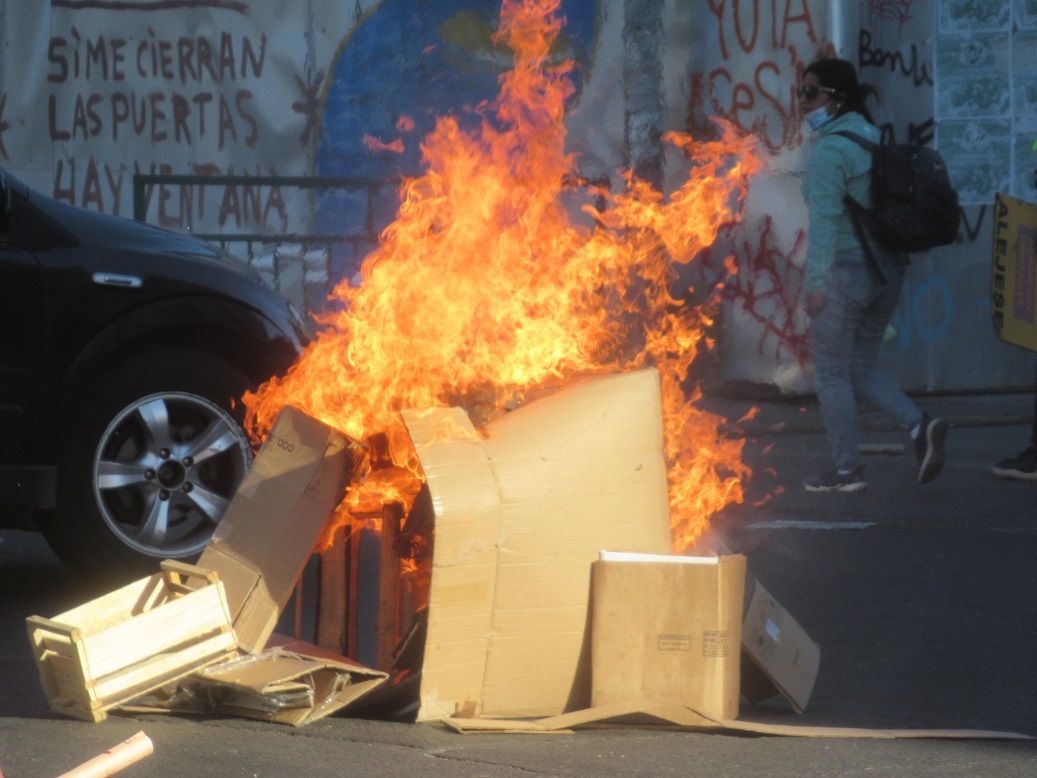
0, 167, 308, 514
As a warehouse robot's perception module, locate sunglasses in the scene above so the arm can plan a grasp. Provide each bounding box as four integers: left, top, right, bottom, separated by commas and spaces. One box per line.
796, 84, 836, 101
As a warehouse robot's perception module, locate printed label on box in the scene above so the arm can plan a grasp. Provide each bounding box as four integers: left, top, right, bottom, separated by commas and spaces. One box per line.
702, 630, 728, 657
657, 634, 691, 651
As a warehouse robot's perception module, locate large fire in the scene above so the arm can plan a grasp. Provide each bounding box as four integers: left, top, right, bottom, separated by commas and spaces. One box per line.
244, 0, 764, 552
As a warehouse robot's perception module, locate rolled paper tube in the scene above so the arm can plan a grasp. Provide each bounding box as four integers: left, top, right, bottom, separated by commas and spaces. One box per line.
57, 731, 154, 778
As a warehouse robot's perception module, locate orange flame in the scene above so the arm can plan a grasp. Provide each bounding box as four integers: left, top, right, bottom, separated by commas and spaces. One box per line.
244, 0, 764, 551
362, 134, 406, 154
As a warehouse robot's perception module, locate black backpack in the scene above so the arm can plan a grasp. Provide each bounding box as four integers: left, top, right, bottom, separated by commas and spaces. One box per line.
834, 130, 960, 269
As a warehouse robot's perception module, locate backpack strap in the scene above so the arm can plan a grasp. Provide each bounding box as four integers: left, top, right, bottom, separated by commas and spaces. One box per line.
842, 194, 889, 285
830, 130, 889, 284
831, 130, 876, 151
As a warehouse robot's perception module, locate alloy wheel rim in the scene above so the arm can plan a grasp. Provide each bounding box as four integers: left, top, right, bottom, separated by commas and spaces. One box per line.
92, 391, 252, 558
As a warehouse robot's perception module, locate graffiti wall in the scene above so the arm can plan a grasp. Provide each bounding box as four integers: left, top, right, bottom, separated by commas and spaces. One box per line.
665, 0, 831, 394
0, 0, 1032, 392
0, 0, 613, 313
664, 0, 1037, 393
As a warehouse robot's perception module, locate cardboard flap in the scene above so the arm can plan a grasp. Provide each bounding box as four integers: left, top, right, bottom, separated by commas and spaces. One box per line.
740, 576, 820, 713
195, 545, 262, 639
197, 406, 365, 654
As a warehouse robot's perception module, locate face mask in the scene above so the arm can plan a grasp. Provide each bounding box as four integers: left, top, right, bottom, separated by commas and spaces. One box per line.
805, 105, 833, 132
804, 105, 837, 132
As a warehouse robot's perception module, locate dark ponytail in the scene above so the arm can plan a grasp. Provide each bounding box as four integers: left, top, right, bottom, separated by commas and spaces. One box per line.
804, 57, 878, 124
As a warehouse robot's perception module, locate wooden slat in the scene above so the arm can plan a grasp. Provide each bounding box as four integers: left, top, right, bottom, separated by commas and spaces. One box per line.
43, 577, 155, 634
346, 527, 362, 660
91, 630, 237, 704
376, 503, 403, 672
316, 524, 349, 653
80, 585, 230, 679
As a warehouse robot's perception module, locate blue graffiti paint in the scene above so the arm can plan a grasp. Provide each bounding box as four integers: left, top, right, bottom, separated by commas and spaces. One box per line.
911, 274, 954, 344
887, 274, 956, 349
314, 0, 597, 289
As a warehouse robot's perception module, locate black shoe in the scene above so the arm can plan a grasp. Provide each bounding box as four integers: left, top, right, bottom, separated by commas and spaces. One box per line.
914, 414, 947, 484
992, 446, 1037, 481
804, 467, 866, 493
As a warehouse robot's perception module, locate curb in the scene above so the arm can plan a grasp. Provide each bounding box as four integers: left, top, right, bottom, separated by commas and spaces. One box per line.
725, 414, 1034, 438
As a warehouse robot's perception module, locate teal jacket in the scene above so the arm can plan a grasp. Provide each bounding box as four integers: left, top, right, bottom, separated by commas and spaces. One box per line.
801, 111, 878, 293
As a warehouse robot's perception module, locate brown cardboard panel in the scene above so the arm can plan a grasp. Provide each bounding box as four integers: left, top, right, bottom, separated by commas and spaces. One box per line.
404, 369, 673, 721
399, 407, 502, 721
590, 554, 746, 720
741, 576, 820, 713
197, 406, 363, 654
479, 370, 672, 717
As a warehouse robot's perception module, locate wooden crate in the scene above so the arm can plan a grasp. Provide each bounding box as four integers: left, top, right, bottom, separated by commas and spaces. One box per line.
26, 560, 238, 722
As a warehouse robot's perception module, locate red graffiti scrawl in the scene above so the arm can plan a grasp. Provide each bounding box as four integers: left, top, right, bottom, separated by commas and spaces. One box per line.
694, 216, 810, 364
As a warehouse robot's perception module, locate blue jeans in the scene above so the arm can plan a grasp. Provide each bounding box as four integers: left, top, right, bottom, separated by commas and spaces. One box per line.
809, 250, 923, 472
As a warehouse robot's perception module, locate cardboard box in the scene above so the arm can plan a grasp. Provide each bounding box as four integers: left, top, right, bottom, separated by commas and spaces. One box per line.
399, 368, 673, 720
589, 553, 819, 721
123, 635, 388, 727
992, 193, 1037, 353
590, 552, 747, 721
197, 406, 365, 654
26, 561, 238, 722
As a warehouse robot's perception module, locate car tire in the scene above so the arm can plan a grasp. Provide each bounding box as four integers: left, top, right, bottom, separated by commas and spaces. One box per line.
38, 347, 255, 582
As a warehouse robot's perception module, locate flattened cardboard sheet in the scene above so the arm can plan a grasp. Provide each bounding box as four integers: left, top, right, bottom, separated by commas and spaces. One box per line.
122, 636, 387, 726
443, 701, 1033, 739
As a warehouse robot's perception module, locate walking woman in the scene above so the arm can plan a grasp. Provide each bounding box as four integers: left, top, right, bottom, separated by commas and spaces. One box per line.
798, 57, 946, 492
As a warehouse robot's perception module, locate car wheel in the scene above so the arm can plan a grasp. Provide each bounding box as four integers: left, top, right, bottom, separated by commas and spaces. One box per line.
39, 348, 254, 580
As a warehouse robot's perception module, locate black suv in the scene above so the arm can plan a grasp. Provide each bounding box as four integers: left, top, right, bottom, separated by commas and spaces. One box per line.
0, 168, 308, 580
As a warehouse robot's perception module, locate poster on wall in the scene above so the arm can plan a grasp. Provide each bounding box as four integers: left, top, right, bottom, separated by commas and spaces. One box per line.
993, 192, 1037, 353
938, 120, 1012, 206
935, 0, 1037, 204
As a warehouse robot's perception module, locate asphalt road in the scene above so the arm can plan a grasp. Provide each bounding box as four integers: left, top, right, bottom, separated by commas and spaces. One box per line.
2, 393, 1036, 777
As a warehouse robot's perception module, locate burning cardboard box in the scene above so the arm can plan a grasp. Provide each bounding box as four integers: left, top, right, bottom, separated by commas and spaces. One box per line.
321, 367, 821, 725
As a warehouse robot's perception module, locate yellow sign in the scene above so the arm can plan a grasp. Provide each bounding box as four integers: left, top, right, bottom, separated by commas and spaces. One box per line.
993, 193, 1037, 354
